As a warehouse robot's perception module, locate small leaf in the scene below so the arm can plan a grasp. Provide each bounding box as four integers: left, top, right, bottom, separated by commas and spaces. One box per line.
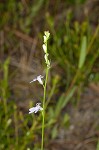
78, 36, 87, 69
51, 125, 58, 139
62, 113, 70, 127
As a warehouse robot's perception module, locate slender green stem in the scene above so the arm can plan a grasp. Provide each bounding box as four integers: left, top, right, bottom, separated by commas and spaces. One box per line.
41, 31, 50, 150
41, 67, 49, 150
2, 89, 8, 120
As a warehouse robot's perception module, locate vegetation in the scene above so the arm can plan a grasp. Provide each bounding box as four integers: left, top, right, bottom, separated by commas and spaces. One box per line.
0, 0, 99, 150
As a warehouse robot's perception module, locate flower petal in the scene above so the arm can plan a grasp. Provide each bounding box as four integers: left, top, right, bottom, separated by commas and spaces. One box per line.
29, 103, 43, 114
42, 44, 47, 53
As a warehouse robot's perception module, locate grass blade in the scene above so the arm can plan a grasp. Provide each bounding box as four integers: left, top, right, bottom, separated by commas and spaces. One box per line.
55, 86, 76, 117
78, 36, 87, 69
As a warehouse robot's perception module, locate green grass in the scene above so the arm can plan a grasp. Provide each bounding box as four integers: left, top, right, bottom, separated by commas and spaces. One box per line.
0, 23, 98, 148
0, 1, 99, 149
47, 17, 99, 97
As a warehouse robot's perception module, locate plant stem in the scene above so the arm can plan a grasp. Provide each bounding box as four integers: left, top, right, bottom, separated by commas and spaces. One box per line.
41, 67, 49, 150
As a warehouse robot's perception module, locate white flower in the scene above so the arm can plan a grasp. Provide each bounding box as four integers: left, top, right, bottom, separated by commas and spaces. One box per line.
43, 35, 47, 43
29, 103, 43, 114
42, 44, 47, 53
44, 31, 50, 40
30, 75, 44, 85
43, 31, 50, 43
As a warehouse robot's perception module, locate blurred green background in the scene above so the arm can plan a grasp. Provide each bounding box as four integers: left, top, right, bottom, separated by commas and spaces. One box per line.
0, 0, 99, 150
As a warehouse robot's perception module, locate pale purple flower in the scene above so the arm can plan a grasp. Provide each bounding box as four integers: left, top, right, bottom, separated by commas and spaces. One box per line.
30, 75, 44, 85
29, 103, 43, 114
